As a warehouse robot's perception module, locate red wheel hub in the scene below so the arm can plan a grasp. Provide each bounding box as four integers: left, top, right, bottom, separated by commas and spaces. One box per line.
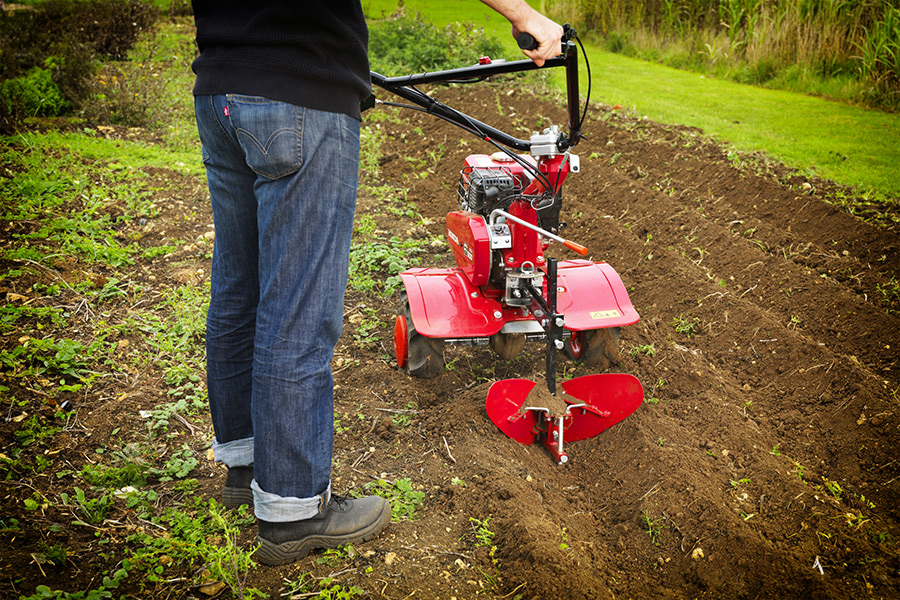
394, 314, 409, 368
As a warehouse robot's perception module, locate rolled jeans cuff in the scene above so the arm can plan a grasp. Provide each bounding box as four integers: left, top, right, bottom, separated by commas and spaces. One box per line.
252, 480, 331, 522
212, 436, 254, 468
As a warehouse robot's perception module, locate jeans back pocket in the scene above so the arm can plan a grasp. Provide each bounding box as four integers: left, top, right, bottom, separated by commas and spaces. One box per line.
227, 95, 303, 180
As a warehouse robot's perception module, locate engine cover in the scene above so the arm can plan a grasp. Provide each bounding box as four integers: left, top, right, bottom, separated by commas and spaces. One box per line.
446, 211, 491, 287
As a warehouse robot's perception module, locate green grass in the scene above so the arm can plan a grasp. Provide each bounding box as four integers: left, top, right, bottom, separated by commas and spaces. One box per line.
364, 1, 900, 200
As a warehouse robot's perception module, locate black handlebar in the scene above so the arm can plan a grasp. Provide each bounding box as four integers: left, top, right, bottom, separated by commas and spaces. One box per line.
370, 35, 581, 152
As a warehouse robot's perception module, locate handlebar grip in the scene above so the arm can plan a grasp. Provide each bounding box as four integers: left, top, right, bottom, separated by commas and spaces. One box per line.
517, 32, 538, 51
563, 240, 588, 256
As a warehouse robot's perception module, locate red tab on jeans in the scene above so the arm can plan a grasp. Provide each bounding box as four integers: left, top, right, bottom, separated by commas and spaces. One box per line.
224, 106, 229, 117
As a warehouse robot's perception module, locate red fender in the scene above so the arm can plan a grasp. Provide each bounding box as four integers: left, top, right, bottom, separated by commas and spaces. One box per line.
399, 260, 638, 338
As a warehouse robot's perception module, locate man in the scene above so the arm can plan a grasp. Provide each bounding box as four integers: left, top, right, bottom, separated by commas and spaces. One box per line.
191, 0, 563, 566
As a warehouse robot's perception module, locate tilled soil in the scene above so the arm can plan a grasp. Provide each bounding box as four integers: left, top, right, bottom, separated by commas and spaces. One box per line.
327, 80, 900, 599
1, 79, 898, 600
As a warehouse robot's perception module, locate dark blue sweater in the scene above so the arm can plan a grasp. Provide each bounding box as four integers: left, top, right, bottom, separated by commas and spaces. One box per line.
191, 1, 370, 119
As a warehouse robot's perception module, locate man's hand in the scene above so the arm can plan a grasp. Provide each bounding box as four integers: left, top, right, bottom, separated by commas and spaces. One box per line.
479, 0, 564, 66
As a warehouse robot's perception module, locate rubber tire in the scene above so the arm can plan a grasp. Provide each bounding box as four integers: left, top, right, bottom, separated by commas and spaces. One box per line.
395, 295, 444, 378
565, 327, 622, 372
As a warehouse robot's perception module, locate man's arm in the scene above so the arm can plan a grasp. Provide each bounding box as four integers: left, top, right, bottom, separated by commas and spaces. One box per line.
479, 0, 564, 66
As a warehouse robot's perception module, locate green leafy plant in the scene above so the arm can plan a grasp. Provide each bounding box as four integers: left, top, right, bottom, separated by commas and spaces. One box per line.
641, 510, 665, 546
629, 343, 656, 357
206, 506, 265, 600
359, 478, 424, 521
470, 517, 495, 548
671, 314, 701, 337
60, 487, 114, 526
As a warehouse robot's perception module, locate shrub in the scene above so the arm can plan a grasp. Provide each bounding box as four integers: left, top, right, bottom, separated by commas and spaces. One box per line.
369, 8, 507, 75
0, 0, 160, 131
0, 62, 70, 118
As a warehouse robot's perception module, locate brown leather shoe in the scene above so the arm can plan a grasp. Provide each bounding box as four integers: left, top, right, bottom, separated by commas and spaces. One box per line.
255, 495, 391, 566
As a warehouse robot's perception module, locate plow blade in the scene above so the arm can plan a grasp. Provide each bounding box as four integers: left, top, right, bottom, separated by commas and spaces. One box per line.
560, 373, 644, 442
485, 379, 542, 444
486, 374, 644, 447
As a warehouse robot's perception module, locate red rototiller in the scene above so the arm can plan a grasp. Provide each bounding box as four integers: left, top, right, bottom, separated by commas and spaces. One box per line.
369, 28, 643, 463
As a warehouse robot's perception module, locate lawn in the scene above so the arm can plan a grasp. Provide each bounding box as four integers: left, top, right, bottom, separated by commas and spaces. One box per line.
364, 0, 900, 200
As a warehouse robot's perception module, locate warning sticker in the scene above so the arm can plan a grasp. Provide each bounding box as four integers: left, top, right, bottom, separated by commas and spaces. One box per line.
590, 310, 622, 320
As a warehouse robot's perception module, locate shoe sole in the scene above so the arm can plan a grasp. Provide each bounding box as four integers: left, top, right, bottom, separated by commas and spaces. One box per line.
222, 486, 254, 509
255, 502, 392, 566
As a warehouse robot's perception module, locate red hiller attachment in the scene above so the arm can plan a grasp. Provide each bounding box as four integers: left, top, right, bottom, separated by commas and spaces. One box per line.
485, 258, 644, 464
485, 374, 644, 464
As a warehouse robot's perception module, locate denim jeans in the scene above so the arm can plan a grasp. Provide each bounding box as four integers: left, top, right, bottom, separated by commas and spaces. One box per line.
194, 94, 359, 522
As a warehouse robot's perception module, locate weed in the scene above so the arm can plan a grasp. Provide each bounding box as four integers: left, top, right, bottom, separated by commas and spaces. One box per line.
283, 573, 365, 599
348, 235, 431, 297
671, 314, 701, 337
60, 487, 114, 526
391, 402, 417, 428
206, 506, 264, 600
0, 337, 99, 391
351, 306, 384, 346
359, 478, 424, 521
36, 541, 69, 567
149, 444, 198, 482
316, 543, 356, 567
641, 510, 664, 545
770, 445, 781, 456
21, 568, 128, 600
629, 343, 656, 357
730, 478, 752, 489
470, 517, 496, 548
314, 577, 366, 599
844, 510, 871, 529
550, 528, 568, 554
823, 477, 844, 501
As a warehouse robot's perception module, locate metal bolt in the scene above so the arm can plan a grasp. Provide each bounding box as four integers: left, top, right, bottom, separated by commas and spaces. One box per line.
507, 256, 515, 264
534, 310, 544, 318
554, 339, 565, 350
536, 256, 544, 263
470, 292, 479, 298
493, 310, 503, 319
555, 317, 565, 327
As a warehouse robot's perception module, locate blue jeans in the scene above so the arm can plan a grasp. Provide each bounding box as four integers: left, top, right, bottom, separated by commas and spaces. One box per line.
194, 94, 360, 522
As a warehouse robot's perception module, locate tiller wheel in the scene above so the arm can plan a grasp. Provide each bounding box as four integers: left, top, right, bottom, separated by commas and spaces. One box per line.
485, 259, 644, 464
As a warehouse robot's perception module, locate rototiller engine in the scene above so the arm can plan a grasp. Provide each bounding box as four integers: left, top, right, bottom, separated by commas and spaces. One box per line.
370, 28, 643, 463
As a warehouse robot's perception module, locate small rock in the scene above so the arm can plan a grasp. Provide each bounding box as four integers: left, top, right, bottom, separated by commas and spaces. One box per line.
692, 547, 705, 560
384, 551, 398, 565
199, 581, 226, 597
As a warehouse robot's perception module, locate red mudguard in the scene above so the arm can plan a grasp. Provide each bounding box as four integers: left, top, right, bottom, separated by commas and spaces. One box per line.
399, 259, 639, 338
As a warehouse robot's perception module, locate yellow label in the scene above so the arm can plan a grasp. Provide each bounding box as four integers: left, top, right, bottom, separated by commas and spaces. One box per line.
590, 310, 621, 320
